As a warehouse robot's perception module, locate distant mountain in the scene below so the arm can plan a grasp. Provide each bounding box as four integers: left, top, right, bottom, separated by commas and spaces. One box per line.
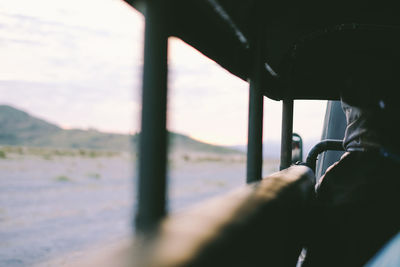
0, 105, 240, 154
230, 139, 320, 159
229, 143, 281, 159
0, 105, 61, 145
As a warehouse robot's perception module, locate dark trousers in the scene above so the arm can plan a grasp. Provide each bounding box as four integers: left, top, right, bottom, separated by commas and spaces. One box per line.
303, 152, 400, 267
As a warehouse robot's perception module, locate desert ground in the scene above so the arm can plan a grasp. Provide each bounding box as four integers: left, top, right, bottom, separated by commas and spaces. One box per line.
0, 146, 279, 266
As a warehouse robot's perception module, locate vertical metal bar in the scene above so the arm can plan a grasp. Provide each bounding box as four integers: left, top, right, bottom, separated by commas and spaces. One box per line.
246, 36, 264, 184
135, 0, 168, 233
280, 99, 294, 170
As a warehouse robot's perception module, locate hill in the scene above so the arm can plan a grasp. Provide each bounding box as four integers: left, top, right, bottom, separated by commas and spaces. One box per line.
0, 105, 239, 154
230, 140, 319, 160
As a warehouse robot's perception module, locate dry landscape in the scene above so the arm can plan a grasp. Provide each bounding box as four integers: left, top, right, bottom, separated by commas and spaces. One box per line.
0, 146, 279, 266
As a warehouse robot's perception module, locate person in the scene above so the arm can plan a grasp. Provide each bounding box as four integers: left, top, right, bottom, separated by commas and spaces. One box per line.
302, 57, 400, 267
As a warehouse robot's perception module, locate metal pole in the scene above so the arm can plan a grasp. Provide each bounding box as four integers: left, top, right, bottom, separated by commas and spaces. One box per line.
280, 99, 294, 170
246, 36, 264, 184
136, 0, 168, 233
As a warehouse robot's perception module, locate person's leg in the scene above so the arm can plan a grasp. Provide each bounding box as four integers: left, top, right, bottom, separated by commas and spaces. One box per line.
303, 152, 400, 267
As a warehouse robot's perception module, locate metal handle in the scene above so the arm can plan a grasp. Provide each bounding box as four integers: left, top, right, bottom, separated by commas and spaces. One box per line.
305, 139, 344, 173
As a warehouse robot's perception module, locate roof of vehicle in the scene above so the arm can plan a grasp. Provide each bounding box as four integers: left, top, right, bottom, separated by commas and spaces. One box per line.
126, 0, 400, 100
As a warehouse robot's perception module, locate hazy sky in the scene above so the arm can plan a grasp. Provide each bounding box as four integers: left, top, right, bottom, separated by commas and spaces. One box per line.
0, 0, 326, 146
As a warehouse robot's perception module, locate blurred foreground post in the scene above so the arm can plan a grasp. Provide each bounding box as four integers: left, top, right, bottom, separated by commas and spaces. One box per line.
280, 99, 293, 170
136, 0, 168, 233
246, 28, 264, 183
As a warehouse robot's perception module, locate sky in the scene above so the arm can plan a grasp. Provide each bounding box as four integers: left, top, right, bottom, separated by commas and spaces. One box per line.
0, 0, 327, 146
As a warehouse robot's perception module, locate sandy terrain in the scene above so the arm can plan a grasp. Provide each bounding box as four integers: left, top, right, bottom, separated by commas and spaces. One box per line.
0, 147, 279, 266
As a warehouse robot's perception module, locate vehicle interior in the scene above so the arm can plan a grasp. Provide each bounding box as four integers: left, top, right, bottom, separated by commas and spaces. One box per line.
86, 1, 399, 266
